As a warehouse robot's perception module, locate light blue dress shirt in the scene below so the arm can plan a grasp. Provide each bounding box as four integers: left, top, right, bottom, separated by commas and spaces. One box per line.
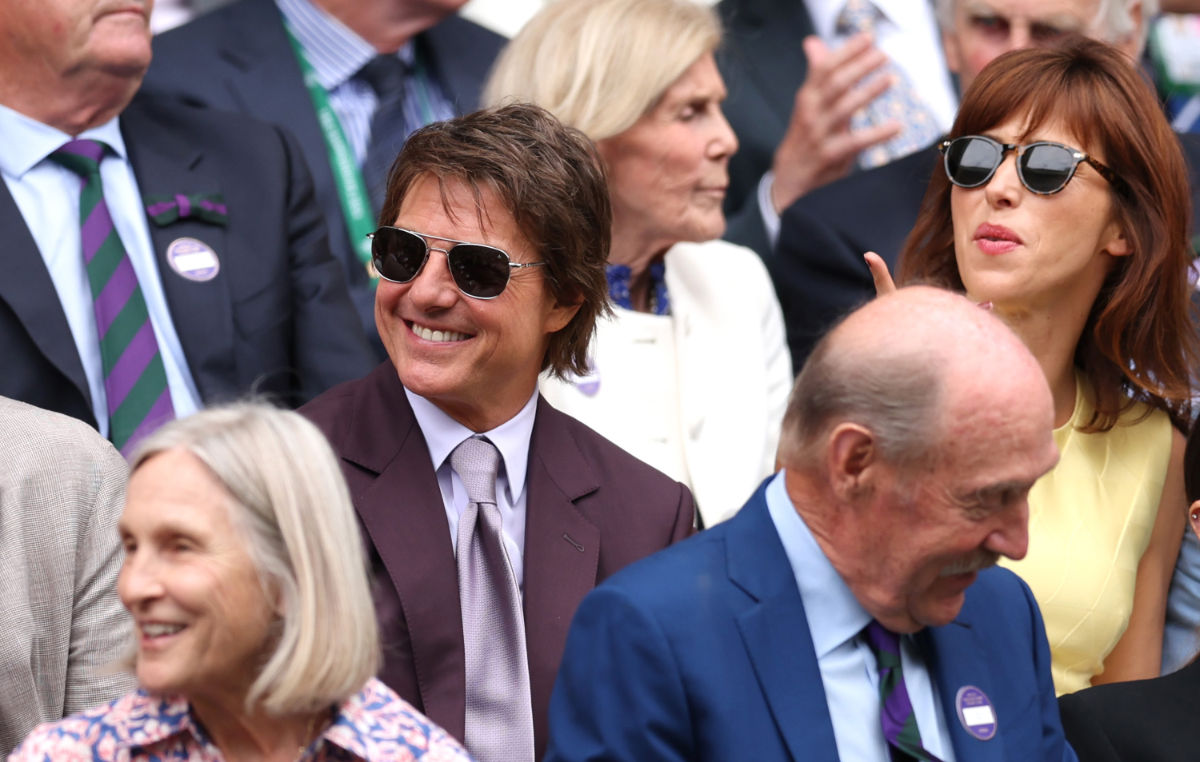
276, 0, 454, 164
765, 471, 958, 761
0, 105, 201, 436
406, 387, 535, 590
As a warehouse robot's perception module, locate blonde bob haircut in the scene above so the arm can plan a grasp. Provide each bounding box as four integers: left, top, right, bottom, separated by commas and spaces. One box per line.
483, 0, 721, 140
130, 403, 380, 715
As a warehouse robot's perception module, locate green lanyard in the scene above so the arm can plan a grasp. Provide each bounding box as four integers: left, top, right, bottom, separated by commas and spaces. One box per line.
283, 23, 377, 281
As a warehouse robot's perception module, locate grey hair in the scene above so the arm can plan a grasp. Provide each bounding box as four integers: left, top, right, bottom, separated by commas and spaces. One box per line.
130, 403, 379, 715
778, 327, 945, 471
482, 0, 721, 141
934, 0, 1155, 52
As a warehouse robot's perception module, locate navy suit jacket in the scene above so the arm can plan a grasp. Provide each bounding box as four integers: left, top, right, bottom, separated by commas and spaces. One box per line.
0, 92, 373, 428
715, 0, 816, 258
546, 480, 1077, 762
144, 0, 505, 356
773, 134, 1200, 366
300, 363, 695, 759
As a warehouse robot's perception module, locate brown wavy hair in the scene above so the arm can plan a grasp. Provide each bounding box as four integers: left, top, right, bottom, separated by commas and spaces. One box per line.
380, 103, 612, 379
899, 37, 1196, 431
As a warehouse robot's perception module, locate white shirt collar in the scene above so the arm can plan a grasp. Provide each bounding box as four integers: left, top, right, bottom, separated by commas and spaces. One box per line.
405, 387, 538, 505
0, 104, 127, 179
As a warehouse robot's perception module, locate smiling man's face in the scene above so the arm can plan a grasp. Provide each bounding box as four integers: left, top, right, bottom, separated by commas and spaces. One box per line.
375, 174, 577, 432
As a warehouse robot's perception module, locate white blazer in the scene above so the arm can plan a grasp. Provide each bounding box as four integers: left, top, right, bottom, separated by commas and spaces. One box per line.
541, 240, 792, 527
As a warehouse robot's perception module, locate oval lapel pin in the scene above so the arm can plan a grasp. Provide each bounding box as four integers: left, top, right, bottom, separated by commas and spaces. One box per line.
165, 237, 220, 282
955, 685, 997, 741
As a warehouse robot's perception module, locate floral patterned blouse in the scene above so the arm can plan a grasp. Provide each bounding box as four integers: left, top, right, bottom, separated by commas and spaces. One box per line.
9, 678, 473, 761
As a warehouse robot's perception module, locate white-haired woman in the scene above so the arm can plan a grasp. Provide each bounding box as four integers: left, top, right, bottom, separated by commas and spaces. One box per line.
11, 404, 472, 762
485, 0, 792, 528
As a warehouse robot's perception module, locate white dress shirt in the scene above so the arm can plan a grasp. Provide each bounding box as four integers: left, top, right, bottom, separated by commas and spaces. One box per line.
765, 471, 958, 761
0, 105, 201, 436
406, 387, 535, 590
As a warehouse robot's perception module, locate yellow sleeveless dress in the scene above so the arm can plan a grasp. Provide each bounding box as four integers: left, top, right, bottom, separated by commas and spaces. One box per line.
999, 373, 1171, 695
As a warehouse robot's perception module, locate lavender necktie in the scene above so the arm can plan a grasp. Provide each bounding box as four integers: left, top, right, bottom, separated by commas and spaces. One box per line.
836, 0, 941, 169
862, 620, 945, 762
451, 436, 535, 762
49, 139, 175, 455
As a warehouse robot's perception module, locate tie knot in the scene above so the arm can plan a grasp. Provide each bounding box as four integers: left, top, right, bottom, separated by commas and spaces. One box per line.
451, 436, 501, 506
836, 0, 879, 35
356, 54, 408, 96
49, 138, 108, 178
863, 619, 902, 658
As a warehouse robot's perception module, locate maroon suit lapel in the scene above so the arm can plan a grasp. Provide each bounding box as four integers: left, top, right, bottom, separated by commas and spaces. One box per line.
523, 398, 603, 757
337, 365, 467, 742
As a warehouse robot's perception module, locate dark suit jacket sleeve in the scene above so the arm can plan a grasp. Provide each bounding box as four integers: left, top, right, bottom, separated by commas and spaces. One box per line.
545, 585, 694, 762
271, 124, 376, 401
1056, 694, 1121, 762
771, 202, 875, 366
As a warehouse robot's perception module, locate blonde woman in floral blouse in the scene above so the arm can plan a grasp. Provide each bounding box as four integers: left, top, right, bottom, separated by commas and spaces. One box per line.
11, 404, 472, 762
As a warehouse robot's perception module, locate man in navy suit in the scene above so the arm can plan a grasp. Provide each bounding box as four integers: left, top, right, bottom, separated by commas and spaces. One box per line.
0, 0, 373, 446
547, 286, 1074, 762
144, 0, 505, 357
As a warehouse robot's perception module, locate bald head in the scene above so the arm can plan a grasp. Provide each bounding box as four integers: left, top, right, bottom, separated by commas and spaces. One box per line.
782, 287, 1059, 632
781, 286, 1051, 472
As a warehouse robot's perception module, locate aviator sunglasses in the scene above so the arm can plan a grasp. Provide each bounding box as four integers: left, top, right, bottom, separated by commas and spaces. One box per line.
368, 226, 546, 299
939, 135, 1122, 195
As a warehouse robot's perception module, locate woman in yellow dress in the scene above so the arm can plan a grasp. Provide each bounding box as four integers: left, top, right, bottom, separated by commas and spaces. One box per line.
880, 39, 1196, 693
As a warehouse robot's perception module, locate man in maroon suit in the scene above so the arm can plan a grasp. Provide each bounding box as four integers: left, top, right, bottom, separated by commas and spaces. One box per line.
302, 104, 695, 762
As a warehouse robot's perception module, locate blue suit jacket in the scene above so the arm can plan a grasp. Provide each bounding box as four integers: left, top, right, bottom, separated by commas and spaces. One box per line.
143, 0, 505, 356
546, 481, 1077, 762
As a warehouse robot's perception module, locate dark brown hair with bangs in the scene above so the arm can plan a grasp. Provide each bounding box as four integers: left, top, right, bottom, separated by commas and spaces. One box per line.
899, 37, 1196, 431
379, 103, 612, 379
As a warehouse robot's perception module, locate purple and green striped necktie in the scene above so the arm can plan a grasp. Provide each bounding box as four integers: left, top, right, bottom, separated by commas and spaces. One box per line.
862, 620, 945, 762
49, 139, 175, 455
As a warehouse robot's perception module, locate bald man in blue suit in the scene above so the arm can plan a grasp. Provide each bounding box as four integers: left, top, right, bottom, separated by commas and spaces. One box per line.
546, 287, 1076, 762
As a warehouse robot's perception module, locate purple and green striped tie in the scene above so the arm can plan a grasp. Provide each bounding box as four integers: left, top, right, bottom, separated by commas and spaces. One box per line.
49, 139, 175, 455
863, 620, 945, 762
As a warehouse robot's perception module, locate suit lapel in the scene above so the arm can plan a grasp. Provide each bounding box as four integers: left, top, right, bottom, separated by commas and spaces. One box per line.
214, 0, 328, 169
214, 0, 337, 226
339, 365, 466, 740
120, 97, 235, 402
925, 621, 1007, 762
0, 181, 91, 409
729, 489, 840, 761
522, 399, 601, 751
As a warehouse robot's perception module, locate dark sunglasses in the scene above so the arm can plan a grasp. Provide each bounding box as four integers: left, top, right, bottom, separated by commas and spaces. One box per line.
368, 226, 546, 300
939, 135, 1121, 195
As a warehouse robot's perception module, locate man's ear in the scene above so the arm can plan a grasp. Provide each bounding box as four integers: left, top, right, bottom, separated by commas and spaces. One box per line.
827, 422, 877, 500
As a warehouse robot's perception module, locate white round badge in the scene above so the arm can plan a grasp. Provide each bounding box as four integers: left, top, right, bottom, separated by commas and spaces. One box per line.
165, 237, 220, 282
955, 685, 997, 741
